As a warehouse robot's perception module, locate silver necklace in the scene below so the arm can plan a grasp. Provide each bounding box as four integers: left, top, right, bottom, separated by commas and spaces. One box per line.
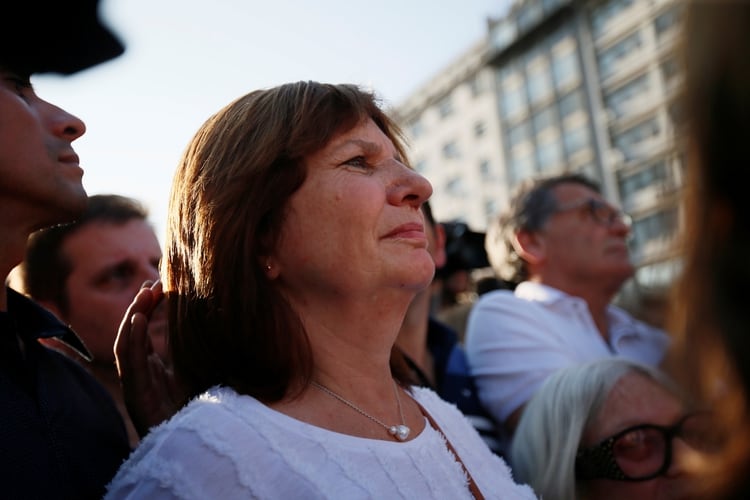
311, 380, 411, 441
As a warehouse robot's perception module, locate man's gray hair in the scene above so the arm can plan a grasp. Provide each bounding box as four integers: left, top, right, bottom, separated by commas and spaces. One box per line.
485, 173, 600, 284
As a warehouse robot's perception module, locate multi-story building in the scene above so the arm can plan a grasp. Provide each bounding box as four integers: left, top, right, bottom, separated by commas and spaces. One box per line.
394, 40, 508, 230
392, 0, 684, 302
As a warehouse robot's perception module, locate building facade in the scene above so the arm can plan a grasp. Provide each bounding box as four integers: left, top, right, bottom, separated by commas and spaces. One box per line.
392, 0, 684, 297
394, 40, 509, 230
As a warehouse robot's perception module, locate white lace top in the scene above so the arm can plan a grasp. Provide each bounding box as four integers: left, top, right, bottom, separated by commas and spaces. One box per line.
105, 385, 535, 499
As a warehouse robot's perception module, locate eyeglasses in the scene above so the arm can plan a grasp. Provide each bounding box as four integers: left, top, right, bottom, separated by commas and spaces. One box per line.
575, 412, 713, 482
552, 198, 632, 228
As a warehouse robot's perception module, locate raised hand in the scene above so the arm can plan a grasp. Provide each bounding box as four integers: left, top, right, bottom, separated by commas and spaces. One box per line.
115, 280, 184, 437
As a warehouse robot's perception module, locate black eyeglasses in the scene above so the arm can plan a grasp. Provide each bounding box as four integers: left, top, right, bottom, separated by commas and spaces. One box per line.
553, 198, 632, 228
575, 412, 713, 482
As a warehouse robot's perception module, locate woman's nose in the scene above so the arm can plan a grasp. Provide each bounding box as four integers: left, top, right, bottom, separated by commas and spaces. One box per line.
388, 162, 433, 208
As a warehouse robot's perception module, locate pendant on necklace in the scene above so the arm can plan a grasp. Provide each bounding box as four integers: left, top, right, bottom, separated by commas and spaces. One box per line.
389, 424, 411, 441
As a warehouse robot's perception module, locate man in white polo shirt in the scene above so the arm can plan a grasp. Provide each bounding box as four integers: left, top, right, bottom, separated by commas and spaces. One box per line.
465, 173, 669, 456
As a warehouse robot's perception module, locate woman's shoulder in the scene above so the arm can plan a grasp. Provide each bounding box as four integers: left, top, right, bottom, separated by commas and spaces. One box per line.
409, 386, 473, 429
409, 386, 537, 499
155, 386, 255, 429
106, 386, 290, 498
117, 387, 265, 464
118, 387, 239, 443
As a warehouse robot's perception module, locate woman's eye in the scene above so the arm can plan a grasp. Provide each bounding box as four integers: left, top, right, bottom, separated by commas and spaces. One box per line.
344, 156, 372, 170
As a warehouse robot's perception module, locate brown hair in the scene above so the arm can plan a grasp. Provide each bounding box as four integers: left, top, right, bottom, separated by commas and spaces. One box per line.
667, 3, 750, 497
165, 81, 410, 403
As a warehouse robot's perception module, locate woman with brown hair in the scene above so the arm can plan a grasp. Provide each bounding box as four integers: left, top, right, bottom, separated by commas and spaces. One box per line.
106, 81, 534, 499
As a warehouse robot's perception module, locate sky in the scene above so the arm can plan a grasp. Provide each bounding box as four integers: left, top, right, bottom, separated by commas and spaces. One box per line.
34, 0, 512, 241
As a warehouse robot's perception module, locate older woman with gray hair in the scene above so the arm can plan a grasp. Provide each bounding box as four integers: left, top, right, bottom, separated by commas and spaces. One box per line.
511, 358, 709, 500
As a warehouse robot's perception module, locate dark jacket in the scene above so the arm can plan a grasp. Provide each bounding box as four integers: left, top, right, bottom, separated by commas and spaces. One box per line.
0, 288, 130, 500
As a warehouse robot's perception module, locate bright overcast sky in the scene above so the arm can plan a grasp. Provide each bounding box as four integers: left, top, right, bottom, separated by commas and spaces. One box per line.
34, 0, 511, 240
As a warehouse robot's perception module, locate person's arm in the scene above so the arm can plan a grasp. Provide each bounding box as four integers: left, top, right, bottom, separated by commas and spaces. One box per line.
465, 292, 575, 428
114, 281, 184, 437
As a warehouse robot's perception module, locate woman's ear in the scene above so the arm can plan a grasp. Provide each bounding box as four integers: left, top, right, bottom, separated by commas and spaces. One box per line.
261, 258, 281, 280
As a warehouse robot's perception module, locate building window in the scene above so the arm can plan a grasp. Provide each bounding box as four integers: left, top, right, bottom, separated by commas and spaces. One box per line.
612, 117, 660, 161
563, 121, 590, 156
474, 120, 487, 138
604, 73, 650, 119
619, 160, 667, 199
654, 6, 681, 39
442, 141, 460, 159
552, 49, 579, 91
630, 208, 678, 257
510, 149, 535, 183
526, 63, 553, 105
536, 135, 564, 172
597, 30, 642, 79
437, 95, 453, 118
479, 159, 492, 179
408, 119, 424, 139
501, 83, 527, 120
559, 89, 584, 119
469, 75, 484, 97
591, 0, 635, 39
517, 1, 544, 32
507, 120, 531, 147
491, 19, 517, 52
543, 0, 566, 12
445, 176, 465, 196
532, 105, 556, 134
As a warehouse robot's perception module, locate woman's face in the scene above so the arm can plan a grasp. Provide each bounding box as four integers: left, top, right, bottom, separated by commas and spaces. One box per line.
271, 117, 434, 302
580, 372, 694, 500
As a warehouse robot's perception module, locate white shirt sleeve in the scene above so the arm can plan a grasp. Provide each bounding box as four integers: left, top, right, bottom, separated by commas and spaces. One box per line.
465, 290, 602, 423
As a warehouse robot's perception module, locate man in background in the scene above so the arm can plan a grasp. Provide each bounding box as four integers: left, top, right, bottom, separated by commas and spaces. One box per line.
465, 173, 669, 456
395, 202, 502, 455
18, 194, 165, 446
